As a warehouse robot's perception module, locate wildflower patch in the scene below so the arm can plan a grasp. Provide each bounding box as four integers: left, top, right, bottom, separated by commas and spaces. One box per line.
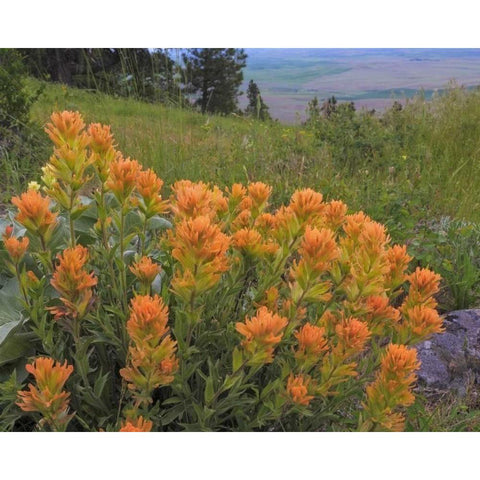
0, 111, 444, 431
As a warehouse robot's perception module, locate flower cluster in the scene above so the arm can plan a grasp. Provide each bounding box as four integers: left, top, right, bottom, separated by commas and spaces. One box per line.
16, 357, 74, 430
169, 215, 230, 303
49, 245, 97, 322
120, 295, 178, 405
5, 111, 446, 433
363, 344, 420, 431
11, 189, 58, 244
236, 307, 288, 365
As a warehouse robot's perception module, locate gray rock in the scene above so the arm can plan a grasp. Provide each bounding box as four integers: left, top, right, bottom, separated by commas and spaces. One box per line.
415, 309, 480, 396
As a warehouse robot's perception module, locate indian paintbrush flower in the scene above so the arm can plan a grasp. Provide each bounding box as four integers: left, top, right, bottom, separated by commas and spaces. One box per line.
16, 357, 74, 430
49, 245, 97, 321
236, 306, 288, 365
120, 295, 178, 404
11, 189, 58, 244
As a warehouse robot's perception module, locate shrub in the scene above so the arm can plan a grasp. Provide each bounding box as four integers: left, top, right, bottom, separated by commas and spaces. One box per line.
0, 111, 444, 432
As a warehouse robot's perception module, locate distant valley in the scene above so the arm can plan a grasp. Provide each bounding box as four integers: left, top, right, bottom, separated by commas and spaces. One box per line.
240, 48, 480, 123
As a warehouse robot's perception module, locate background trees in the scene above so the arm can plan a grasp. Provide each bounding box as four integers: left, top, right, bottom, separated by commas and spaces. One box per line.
182, 48, 247, 115
245, 80, 271, 121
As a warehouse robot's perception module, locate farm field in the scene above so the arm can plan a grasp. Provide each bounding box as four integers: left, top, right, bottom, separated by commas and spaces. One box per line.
241, 48, 480, 122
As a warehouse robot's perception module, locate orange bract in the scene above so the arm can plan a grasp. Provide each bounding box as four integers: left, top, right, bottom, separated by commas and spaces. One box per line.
45, 111, 88, 149
120, 295, 178, 401
170, 215, 230, 300
236, 306, 288, 364
88, 123, 117, 181
130, 256, 161, 285
106, 155, 141, 203
171, 180, 226, 220
295, 323, 329, 360
247, 182, 272, 212
287, 374, 314, 406
2, 226, 29, 263
126, 294, 170, 345
120, 416, 153, 432
135, 168, 169, 217
50, 246, 97, 320
385, 244, 412, 290
334, 317, 371, 356
11, 190, 58, 239
16, 357, 74, 427
289, 188, 324, 223
364, 344, 420, 431
231, 228, 279, 257
405, 267, 441, 308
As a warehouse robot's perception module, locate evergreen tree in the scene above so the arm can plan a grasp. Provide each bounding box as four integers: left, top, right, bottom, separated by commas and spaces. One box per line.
305, 96, 321, 126
245, 79, 271, 121
183, 48, 247, 115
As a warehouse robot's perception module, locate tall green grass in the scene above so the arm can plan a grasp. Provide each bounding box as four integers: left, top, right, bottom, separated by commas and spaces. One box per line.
13, 79, 480, 232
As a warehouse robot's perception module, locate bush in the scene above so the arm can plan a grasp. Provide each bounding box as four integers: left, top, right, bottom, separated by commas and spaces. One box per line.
0, 49, 47, 203
0, 111, 444, 432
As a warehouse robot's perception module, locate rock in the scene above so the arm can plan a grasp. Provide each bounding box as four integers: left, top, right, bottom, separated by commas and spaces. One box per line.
415, 309, 480, 396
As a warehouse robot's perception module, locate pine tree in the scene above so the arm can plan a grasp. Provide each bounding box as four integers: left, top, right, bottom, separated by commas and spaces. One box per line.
245, 80, 271, 121
183, 48, 247, 115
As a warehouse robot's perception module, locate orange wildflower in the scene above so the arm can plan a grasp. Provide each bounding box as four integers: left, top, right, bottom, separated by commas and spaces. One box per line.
294, 323, 329, 364
120, 295, 178, 402
227, 183, 247, 209
358, 221, 390, 257
49, 246, 97, 320
119, 416, 153, 432
342, 211, 371, 244
232, 228, 279, 257
11, 190, 58, 241
2, 226, 29, 263
254, 212, 277, 232
171, 180, 223, 220
384, 244, 412, 291
16, 357, 74, 429
323, 200, 348, 231
398, 305, 444, 342
298, 226, 338, 273
170, 216, 230, 301
135, 168, 169, 217
45, 111, 88, 149
88, 122, 117, 181
365, 295, 401, 335
130, 256, 161, 286
363, 344, 420, 431
334, 317, 371, 357
105, 155, 141, 203
404, 267, 441, 308
291, 227, 338, 287
287, 374, 314, 406
247, 182, 272, 213
236, 306, 288, 364
231, 209, 252, 231
289, 188, 324, 224
126, 294, 170, 345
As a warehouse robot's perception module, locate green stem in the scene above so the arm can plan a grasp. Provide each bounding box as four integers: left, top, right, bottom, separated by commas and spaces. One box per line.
119, 207, 128, 311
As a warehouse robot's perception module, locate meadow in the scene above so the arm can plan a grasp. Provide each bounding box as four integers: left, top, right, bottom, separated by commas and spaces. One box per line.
3, 79, 480, 430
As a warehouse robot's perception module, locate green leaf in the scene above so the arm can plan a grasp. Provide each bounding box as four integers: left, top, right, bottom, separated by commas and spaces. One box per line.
232, 347, 243, 372
160, 404, 184, 426
0, 332, 36, 366
0, 278, 23, 345
148, 216, 172, 231
204, 376, 214, 403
